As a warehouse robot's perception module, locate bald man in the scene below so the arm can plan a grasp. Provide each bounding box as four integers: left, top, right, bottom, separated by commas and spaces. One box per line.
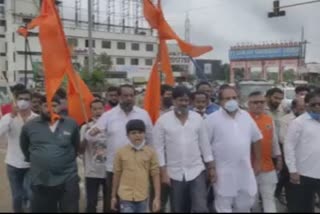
276, 97, 306, 207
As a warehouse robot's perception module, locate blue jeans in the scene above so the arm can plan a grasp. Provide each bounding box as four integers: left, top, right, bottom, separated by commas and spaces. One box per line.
6, 164, 31, 213
120, 200, 148, 213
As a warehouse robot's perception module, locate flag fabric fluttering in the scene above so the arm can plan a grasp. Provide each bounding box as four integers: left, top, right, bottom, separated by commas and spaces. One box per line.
144, 57, 161, 124
21, 0, 94, 124
143, 0, 213, 123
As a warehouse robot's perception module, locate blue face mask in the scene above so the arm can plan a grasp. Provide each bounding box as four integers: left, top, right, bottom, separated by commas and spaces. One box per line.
308, 112, 320, 121
224, 100, 239, 113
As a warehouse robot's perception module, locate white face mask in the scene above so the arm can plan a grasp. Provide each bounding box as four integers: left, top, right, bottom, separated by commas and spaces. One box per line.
16, 100, 31, 110
224, 100, 239, 113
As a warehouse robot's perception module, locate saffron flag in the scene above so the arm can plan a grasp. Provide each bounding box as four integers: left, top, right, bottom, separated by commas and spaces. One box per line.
144, 58, 161, 124
67, 69, 94, 125
25, 0, 93, 124
159, 39, 175, 85
143, 0, 213, 57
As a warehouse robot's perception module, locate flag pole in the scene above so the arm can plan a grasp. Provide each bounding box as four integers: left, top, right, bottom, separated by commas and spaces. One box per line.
157, 0, 163, 84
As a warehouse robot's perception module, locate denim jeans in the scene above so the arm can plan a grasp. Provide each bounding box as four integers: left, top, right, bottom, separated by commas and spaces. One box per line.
6, 164, 30, 213
120, 200, 148, 213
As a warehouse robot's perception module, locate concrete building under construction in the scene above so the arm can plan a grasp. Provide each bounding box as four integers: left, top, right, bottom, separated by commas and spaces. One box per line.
0, 0, 158, 88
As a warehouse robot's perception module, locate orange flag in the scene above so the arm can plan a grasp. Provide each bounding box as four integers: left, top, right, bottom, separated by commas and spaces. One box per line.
67, 70, 94, 125
143, 0, 213, 57
159, 39, 175, 85
144, 58, 161, 124
25, 0, 93, 124
143, 0, 161, 29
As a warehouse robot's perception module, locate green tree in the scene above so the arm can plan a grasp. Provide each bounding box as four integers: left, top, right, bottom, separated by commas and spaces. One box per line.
80, 52, 113, 91
283, 69, 295, 82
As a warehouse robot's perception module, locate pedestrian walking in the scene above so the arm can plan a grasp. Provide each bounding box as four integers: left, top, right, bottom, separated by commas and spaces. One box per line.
111, 119, 160, 213
154, 86, 215, 213
20, 96, 80, 213
206, 86, 262, 212
0, 89, 38, 213
86, 84, 153, 212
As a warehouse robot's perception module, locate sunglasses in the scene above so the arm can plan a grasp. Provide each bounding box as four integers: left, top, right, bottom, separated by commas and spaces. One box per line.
310, 103, 320, 108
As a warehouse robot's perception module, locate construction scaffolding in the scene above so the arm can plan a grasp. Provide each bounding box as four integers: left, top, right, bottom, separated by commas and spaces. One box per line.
62, 0, 151, 35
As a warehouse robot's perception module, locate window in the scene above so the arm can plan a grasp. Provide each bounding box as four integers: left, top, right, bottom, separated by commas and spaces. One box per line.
13, 52, 15, 62
0, 0, 4, 4
0, 53, 5, 56
131, 58, 139, 65
0, 34, 4, 38
68, 38, 78, 47
117, 42, 126, 50
85, 39, 95, 48
22, 18, 32, 24
102, 40, 111, 49
12, 32, 15, 43
0, 6, 4, 15
0, 20, 5, 26
146, 44, 154, 52
116, 58, 125, 65
131, 43, 140, 51
145, 59, 153, 66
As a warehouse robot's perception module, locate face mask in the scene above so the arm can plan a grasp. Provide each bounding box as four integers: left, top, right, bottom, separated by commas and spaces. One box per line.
129, 140, 146, 151
162, 98, 173, 109
308, 112, 320, 121
17, 100, 30, 110
175, 106, 189, 115
224, 100, 239, 113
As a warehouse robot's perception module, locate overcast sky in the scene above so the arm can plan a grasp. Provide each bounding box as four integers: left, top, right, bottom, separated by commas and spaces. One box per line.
63, 0, 320, 64
161, 0, 320, 63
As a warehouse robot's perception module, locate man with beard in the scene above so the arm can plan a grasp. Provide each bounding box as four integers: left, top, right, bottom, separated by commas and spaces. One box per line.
160, 84, 173, 115
153, 86, 215, 213
20, 95, 80, 213
86, 84, 153, 212
105, 86, 119, 111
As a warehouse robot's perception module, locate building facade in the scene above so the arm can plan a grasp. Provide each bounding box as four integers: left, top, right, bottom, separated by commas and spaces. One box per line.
0, 0, 158, 87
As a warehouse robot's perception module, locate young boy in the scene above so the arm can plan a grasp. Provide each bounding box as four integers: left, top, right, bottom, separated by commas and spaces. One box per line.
192, 91, 210, 118
111, 119, 160, 213
80, 99, 107, 212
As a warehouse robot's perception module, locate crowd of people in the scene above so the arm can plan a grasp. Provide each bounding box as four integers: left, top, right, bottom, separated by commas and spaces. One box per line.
0, 81, 320, 213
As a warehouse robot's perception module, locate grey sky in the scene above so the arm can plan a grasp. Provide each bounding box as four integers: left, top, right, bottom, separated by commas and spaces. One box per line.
162, 0, 320, 63
62, 0, 320, 64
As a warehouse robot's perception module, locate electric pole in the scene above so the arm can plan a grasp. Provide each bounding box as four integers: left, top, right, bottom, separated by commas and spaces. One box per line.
88, 0, 94, 73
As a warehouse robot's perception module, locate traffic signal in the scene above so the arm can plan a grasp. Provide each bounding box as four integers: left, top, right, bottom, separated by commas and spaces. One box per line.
268, 0, 286, 18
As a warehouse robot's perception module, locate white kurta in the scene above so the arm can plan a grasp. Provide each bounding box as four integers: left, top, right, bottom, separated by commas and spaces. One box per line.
206, 109, 262, 197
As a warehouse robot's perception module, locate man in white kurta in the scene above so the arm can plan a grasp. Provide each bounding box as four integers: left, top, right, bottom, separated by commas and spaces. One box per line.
206, 86, 263, 213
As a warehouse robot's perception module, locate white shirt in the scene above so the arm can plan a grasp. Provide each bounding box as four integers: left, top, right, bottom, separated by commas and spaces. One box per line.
49, 121, 59, 133
279, 112, 296, 144
0, 112, 38, 168
81, 119, 107, 178
206, 109, 262, 197
284, 113, 320, 179
153, 110, 213, 182
85, 105, 153, 172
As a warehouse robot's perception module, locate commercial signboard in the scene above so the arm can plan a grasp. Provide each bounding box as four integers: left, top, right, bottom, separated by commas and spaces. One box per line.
229, 47, 301, 60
